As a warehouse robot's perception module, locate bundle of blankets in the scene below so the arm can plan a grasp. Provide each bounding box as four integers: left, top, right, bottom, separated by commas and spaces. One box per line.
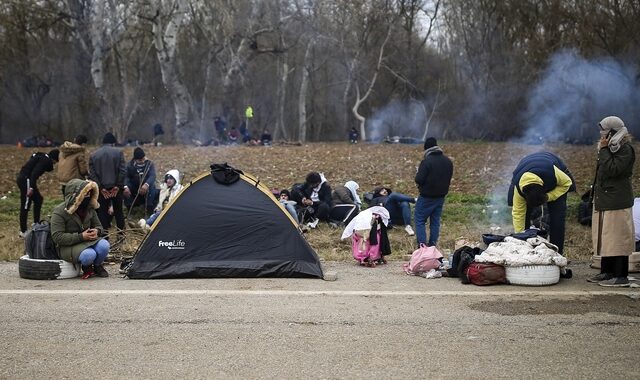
475, 236, 567, 267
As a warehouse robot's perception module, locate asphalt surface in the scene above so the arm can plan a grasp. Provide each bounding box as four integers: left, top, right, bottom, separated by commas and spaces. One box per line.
1, 261, 639, 379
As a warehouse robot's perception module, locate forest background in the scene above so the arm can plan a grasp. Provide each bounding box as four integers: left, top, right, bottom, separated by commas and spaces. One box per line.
1, 0, 639, 145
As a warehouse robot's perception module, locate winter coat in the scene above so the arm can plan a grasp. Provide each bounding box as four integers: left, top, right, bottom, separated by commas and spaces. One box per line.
156, 169, 183, 212
125, 159, 157, 193
57, 141, 88, 184
592, 140, 635, 257
17, 152, 55, 190
593, 143, 635, 211
299, 181, 332, 206
50, 179, 103, 263
415, 147, 453, 198
332, 185, 356, 205
507, 152, 575, 232
89, 145, 126, 189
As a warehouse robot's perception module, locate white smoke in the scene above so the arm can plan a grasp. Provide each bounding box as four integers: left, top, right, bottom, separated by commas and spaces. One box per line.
366, 99, 430, 142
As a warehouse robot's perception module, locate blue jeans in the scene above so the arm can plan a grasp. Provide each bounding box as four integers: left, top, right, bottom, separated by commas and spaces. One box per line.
146, 211, 161, 226
78, 239, 110, 266
414, 196, 445, 246
384, 193, 415, 225
280, 200, 299, 223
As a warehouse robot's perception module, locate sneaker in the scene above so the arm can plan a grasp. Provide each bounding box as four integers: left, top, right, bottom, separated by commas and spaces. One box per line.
307, 218, 319, 229
587, 273, 612, 283
560, 268, 573, 279
81, 265, 95, 280
599, 277, 629, 287
138, 219, 147, 229
93, 264, 109, 278
18, 231, 27, 239
404, 225, 415, 236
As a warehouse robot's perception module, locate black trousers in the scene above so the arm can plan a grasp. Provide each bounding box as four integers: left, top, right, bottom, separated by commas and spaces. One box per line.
312, 201, 331, 222
526, 193, 567, 254
601, 256, 629, 278
17, 175, 43, 232
329, 204, 358, 225
97, 189, 125, 231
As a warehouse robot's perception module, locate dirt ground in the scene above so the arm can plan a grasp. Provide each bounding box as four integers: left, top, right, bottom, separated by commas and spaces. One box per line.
1, 141, 637, 261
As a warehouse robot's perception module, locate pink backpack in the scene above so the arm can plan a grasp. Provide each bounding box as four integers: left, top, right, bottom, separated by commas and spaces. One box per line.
403, 244, 443, 275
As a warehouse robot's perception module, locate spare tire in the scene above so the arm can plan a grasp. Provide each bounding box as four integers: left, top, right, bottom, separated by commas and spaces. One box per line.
505, 265, 560, 286
18, 255, 80, 280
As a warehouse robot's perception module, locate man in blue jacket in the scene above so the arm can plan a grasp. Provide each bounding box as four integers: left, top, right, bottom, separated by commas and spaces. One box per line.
508, 151, 576, 255
414, 137, 453, 247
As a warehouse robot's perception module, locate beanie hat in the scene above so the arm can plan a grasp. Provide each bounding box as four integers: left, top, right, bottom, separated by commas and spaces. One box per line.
48, 149, 60, 162
424, 137, 438, 150
133, 147, 145, 160
599, 116, 625, 132
102, 132, 117, 144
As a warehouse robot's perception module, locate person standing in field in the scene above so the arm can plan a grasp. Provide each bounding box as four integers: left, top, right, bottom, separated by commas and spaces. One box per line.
414, 137, 453, 247
89, 132, 126, 232
589, 116, 635, 287
16, 149, 59, 237
57, 134, 88, 196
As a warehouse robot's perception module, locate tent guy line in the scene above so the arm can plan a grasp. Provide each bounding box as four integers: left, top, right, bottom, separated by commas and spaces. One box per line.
0, 289, 636, 297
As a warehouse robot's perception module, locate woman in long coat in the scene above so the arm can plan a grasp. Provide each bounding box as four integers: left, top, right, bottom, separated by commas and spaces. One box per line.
589, 116, 635, 287
50, 179, 110, 279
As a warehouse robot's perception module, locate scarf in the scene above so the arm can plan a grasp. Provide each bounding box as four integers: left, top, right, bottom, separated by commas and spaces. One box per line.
603, 127, 628, 153
424, 145, 443, 158
344, 181, 361, 207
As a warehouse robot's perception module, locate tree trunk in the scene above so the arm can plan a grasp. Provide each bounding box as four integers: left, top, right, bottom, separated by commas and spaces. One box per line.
274, 54, 290, 141
152, 1, 194, 143
298, 42, 313, 143
199, 48, 216, 143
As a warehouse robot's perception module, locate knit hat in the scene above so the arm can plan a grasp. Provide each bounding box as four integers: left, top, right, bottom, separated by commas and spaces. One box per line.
424, 137, 438, 150
133, 147, 145, 160
599, 116, 625, 133
102, 132, 117, 144
48, 149, 60, 162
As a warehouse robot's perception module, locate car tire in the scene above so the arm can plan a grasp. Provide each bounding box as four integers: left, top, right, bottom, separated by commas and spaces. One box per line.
505, 265, 560, 286
18, 255, 81, 280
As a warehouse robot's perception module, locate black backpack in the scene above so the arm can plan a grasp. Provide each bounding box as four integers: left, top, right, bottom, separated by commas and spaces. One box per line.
210, 163, 243, 185
24, 221, 59, 260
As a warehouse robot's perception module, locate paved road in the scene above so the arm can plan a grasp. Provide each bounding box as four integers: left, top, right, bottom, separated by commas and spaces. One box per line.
1, 261, 639, 379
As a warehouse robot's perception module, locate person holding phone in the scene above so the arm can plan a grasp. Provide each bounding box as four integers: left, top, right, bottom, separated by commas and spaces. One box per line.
51, 179, 110, 279
589, 116, 635, 287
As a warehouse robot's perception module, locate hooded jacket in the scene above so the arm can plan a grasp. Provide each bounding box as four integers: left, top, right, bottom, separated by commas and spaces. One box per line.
17, 152, 55, 191
57, 141, 88, 184
156, 169, 183, 212
50, 179, 103, 263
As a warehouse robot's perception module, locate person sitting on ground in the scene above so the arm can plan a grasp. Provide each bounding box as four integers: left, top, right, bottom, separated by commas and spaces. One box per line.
330, 180, 361, 225
370, 186, 416, 236
291, 172, 333, 227
228, 126, 240, 144
50, 179, 110, 279
16, 149, 59, 238
139, 169, 183, 229
57, 134, 88, 196
261, 129, 272, 146
123, 147, 158, 215
278, 189, 300, 225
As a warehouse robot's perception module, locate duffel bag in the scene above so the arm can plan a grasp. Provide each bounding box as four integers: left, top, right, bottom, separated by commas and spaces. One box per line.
466, 262, 506, 286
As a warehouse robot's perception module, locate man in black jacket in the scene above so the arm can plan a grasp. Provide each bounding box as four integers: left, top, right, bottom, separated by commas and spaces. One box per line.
414, 137, 453, 247
16, 149, 59, 237
89, 132, 126, 231
291, 172, 333, 227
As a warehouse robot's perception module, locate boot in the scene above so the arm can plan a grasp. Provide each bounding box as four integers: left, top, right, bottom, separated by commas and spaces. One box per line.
81, 265, 95, 280
93, 264, 109, 278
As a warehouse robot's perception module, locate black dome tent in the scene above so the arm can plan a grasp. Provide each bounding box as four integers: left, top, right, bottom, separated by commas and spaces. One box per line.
127, 165, 323, 279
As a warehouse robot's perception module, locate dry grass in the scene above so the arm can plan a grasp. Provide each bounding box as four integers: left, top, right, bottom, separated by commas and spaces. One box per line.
0, 141, 633, 262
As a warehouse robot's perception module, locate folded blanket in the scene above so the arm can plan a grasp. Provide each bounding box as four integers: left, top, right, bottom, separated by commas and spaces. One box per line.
474, 236, 567, 267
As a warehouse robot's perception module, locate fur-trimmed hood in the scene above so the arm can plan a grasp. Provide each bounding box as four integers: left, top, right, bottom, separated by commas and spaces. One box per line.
64, 179, 100, 214
59, 141, 86, 158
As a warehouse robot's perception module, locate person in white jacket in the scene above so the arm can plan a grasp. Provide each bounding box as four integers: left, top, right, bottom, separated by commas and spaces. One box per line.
138, 169, 183, 229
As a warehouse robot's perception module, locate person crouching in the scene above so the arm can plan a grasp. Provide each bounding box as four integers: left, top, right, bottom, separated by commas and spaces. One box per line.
51, 179, 110, 279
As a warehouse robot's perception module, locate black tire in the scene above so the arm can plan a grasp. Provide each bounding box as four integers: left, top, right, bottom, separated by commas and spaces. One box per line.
18, 255, 80, 280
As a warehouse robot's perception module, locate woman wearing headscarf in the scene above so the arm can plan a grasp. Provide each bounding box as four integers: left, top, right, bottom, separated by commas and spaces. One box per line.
330, 180, 361, 225
589, 116, 635, 287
